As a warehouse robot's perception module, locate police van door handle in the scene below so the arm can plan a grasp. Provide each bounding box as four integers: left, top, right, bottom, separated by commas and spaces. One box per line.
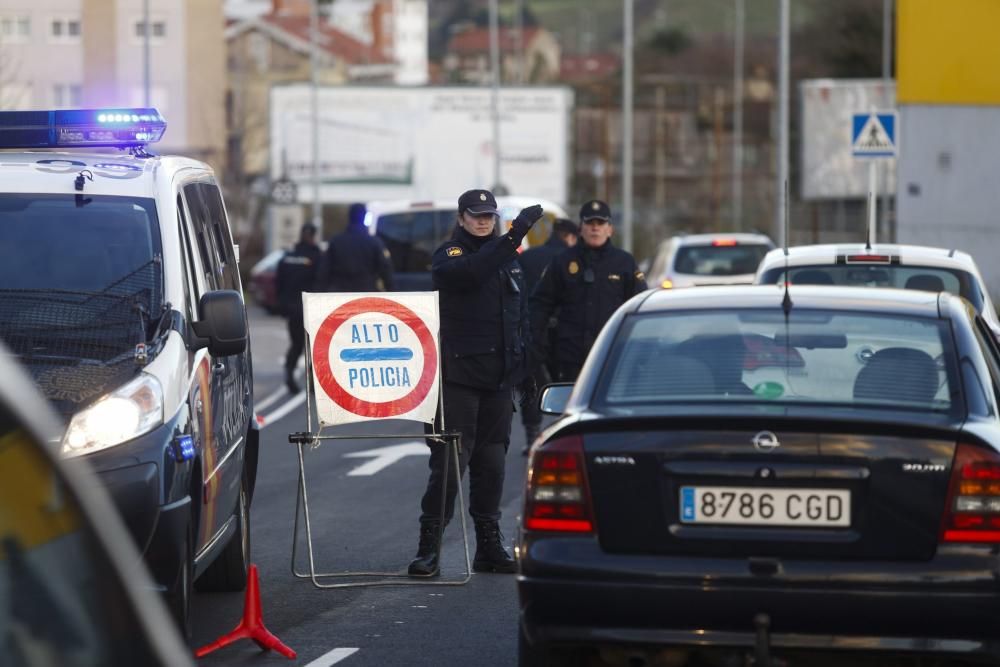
212, 361, 226, 376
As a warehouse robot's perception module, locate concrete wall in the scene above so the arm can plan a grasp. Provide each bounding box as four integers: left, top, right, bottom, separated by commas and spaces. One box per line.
896, 104, 1000, 296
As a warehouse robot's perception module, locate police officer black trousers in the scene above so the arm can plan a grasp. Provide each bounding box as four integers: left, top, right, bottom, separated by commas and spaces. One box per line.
419, 383, 512, 525
284, 310, 306, 390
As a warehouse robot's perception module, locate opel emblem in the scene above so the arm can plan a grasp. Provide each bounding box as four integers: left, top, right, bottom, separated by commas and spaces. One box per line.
480, 193, 487, 201
752, 431, 780, 452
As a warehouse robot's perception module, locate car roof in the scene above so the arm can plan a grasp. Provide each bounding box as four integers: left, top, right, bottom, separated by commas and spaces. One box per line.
758, 243, 977, 270
671, 232, 775, 247
0, 150, 210, 198
634, 284, 949, 319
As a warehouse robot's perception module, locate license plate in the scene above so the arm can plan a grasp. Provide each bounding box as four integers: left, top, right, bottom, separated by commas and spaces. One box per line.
680, 486, 850, 527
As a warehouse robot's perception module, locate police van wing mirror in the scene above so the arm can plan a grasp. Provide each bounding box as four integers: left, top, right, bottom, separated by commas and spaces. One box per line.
539, 383, 574, 415
190, 290, 248, 356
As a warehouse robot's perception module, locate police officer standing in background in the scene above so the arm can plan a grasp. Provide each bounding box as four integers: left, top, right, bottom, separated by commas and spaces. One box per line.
530, 200, 647, 383
516, 218, 578, 451
276, 223, 322, 394
316, 202, 395, 292
408, 189, 543, 577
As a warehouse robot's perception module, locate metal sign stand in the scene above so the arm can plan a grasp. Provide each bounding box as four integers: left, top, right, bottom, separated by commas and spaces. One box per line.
288, 332, 471, 589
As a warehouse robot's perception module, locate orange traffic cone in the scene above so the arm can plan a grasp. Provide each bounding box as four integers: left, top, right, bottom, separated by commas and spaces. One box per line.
194, 564, 296, 660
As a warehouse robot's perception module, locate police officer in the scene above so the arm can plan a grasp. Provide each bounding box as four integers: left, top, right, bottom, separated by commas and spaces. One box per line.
408, 189, 543, 577
316, 202, 395, 292
530, 200, 647, 382
276, 223, 322, 394
516, 218, 578, 451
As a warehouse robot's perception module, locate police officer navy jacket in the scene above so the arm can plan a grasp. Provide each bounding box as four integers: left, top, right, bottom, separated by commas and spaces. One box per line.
530, 238, 647, 375
432, 226, 529, 391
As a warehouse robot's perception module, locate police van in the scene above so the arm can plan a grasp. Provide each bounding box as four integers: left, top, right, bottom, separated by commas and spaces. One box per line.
0, 109, 258, 636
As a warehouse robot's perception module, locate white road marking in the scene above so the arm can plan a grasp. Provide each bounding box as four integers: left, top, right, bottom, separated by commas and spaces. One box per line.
257, 391, 307, 429
302, 647, 360, 667
343, 442, 429, 476
254, 384, 288, 413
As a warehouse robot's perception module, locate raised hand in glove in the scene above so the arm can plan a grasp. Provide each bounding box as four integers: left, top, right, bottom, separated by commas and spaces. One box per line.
510, 204, 544, 241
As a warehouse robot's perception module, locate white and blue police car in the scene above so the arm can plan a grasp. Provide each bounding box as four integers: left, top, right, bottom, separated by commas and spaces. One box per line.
0, 108, 258, 636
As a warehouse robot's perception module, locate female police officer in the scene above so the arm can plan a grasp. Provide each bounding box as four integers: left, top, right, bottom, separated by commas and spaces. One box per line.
408, 189, 543, 577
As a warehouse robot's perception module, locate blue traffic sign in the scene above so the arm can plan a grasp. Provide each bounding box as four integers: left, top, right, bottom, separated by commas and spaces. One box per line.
852, 112, 897, 157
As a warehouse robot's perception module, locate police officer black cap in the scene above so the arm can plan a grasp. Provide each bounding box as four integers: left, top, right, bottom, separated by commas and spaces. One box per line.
458, 189, 498, 215
579, 199, 611, 222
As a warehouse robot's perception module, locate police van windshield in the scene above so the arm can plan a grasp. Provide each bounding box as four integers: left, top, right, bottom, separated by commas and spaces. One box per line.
0, 193, 160, 293
0, 193, 163, 378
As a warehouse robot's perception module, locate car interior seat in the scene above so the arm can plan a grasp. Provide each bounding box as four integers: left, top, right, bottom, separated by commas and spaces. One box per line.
853, 347, 939, 404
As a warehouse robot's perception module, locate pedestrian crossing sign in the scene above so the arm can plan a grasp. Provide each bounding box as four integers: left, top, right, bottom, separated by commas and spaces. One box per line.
852, 112, 897, 158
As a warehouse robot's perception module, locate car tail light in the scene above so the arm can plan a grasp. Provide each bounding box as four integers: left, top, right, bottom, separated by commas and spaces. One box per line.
712, 238, 738, 246
941, 442, 1000, 543
524, 435, 595, 533
661, 278, 674, 289
845, 254, 892, 264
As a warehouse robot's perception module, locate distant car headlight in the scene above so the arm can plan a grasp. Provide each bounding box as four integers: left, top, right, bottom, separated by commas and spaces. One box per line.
62, 373, 163, 457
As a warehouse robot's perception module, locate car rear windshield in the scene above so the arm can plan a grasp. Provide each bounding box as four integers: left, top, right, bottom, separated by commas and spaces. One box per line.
596, 309, 958, 414
760, 264, 985, 314
673, 243, 771, 276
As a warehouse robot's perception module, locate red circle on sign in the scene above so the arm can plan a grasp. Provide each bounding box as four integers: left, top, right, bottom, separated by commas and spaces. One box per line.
312, 297, 438, 418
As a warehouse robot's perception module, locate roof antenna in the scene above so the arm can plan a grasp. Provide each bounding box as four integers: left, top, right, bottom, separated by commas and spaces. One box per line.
781, 179, 792, 315
865, 188, 875, 251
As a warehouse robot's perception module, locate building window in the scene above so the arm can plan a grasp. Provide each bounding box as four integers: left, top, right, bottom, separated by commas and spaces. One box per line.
50, 16, 81, 43
133, 18, 167, 44
0, 15, 31, 42
0, 82, 33, 110
53, 84, 82, 109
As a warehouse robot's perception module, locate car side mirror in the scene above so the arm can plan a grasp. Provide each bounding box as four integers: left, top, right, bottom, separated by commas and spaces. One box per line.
539, 383, 574, 415
191, 290, 248, 356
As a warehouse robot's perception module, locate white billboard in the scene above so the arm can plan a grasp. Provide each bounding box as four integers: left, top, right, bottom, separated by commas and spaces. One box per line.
270, 85, 573, 205
800, 79, 896, 200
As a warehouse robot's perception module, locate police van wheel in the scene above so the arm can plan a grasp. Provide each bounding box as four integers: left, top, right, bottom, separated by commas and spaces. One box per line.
167, 522, 193, 640
195, 466, 251, 592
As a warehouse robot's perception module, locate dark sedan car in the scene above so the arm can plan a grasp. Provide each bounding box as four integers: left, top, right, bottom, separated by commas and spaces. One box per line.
518, 285, 1000, 666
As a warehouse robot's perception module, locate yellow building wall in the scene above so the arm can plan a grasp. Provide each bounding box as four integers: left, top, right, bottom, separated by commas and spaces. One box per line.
897, 0, 1000, 105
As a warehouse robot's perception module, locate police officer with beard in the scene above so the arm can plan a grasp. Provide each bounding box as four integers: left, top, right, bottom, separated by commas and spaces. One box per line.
530, 200, 647, 382
408, 189, 543, 577
276, 223, 322, 394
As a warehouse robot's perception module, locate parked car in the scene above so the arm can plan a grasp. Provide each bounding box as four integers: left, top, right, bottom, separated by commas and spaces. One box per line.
249, 248, 285, 314
754, 242, 1000, 329
0, 340, 194, 666
520, 284, 1000, 665
0, 108, 258, 637
647, 233, 775, 289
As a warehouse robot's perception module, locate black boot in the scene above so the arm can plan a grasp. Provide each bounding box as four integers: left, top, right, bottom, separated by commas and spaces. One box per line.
473, 521, 516, 573
407, 522, 442, 577
285, 366, 300, 394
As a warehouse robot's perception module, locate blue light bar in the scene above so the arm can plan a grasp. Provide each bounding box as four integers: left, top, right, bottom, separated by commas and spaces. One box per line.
0, 108, 166, 149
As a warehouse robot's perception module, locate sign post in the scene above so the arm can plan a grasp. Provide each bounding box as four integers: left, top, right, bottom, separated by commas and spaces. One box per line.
852, 111, 897, 244
289, 292, 470, 589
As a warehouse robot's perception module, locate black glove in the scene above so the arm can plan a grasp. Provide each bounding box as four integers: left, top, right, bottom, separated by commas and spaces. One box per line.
517, 375, 538, 411
510, 204, 544, 241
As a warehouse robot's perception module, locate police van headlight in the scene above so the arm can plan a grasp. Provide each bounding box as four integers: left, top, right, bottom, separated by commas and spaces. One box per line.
62, 374, 164, 457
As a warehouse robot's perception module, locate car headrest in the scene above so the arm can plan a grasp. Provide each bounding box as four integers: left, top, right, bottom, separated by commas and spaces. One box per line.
853, 347, 939, 405
904, 274, 945, 293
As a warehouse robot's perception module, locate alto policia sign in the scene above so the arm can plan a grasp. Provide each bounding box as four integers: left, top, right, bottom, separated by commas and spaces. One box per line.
304, 292, 440, 426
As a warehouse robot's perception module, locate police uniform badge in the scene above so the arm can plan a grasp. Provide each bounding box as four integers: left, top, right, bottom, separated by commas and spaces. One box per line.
592, 202, 600, 211
608, 273, 621, 281
635, 270, 645, 281
568, 260, 579, 275
480, 193, 487, 201
447, 246, 463, 257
